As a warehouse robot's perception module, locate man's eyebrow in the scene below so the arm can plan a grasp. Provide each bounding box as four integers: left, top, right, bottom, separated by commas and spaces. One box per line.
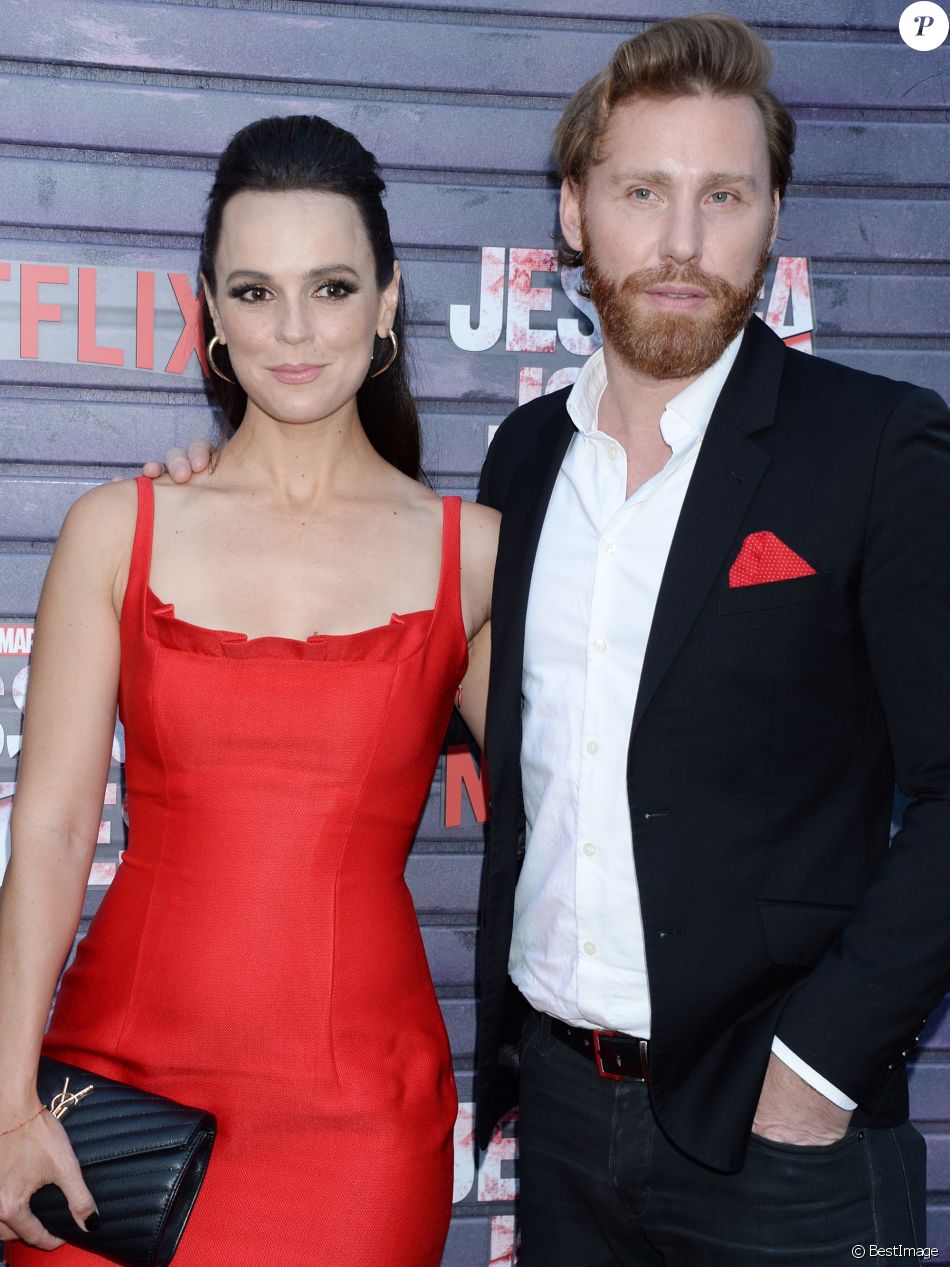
610, 170, 673, 187
703, 171, 759, 189
223, 265, 361, 285
610, 170, 759, 188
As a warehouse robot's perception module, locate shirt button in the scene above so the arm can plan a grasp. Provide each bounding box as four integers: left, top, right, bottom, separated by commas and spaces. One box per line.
604, 540, 617, 555
582, 841, 596, 857
586, 739, 599, 755
593, 638, 607, 653
583, 941, 596, 956
608, 446, 620, 460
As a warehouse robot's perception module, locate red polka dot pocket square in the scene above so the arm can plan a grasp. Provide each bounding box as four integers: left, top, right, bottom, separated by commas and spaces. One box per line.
729, 531, 817, 588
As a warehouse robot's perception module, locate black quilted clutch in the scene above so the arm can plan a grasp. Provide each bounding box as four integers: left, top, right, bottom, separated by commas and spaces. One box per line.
30, 1056, 216, 1267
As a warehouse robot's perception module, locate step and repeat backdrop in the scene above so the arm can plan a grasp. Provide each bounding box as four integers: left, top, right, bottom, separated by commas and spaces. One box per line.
1, 1, 948, 1262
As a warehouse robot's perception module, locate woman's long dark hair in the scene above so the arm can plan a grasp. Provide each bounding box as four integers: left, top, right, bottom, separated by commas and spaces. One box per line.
200, 115, 421, 479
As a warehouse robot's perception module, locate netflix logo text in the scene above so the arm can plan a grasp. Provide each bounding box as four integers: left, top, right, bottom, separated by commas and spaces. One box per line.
0, 261, 208, 376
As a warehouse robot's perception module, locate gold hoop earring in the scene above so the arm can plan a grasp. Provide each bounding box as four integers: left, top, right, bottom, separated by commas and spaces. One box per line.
370, 329, 398, 379
207, 334, 234, 384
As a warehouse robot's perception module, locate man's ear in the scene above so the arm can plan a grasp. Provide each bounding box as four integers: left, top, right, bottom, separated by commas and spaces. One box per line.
559, 180, 584, 254
767, 192, 781, 252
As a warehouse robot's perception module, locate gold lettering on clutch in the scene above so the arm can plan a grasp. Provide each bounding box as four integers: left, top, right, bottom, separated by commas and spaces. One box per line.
48, 1077, 95, 1120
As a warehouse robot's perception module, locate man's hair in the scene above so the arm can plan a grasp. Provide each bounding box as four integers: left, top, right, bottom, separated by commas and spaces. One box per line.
554, 13, 795, 261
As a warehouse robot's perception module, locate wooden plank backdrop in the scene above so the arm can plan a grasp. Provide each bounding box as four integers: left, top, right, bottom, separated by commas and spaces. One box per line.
0, 2, 947, 1261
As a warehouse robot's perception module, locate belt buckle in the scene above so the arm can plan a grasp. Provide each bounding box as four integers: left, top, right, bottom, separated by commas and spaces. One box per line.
592, 1029, 624, 1081
592, 1030, 649, 1082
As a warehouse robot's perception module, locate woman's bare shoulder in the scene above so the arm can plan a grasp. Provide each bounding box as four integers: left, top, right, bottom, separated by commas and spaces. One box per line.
398, 482, 500, 547
60, 477, 138, 546
149, 466, 218, 504
459, 498, 500, 553
43, 479, 140, 609
459, 499, 499, 625
372, 469, 500, 549
459, 499, 500, 531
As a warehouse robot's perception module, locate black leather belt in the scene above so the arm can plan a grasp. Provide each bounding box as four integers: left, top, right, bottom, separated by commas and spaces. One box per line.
543, 1013, 650, 1082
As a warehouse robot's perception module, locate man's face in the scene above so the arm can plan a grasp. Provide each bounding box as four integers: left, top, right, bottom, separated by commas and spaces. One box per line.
560, 92, 780, 381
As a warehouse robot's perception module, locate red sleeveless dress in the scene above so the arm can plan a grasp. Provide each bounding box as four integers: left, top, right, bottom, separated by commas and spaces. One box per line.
11, 477, 467, 1267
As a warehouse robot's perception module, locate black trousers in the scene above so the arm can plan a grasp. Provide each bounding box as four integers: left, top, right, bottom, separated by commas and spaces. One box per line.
518, 1009, 927, 1266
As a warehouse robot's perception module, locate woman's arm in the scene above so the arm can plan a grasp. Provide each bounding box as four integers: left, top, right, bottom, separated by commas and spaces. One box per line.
457, 500, 499, 751
458, 620, 491, 751
0, 481, 134, 1248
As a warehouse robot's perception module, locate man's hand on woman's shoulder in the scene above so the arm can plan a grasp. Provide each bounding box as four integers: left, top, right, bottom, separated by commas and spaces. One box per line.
142, 440, 214, 483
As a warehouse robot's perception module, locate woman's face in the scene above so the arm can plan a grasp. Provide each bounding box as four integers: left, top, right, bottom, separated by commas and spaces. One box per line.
205, 188, 399, 428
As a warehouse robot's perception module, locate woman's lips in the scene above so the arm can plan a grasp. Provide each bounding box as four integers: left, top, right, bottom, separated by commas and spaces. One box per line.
269, 364, 326, 384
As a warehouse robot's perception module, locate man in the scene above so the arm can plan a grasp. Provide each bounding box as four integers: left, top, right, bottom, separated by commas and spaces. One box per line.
154, 15, 950, 1262
472, 13, 949, 1264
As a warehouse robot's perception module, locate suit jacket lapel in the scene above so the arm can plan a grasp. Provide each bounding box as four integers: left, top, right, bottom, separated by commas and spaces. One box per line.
632, 320, 786, 734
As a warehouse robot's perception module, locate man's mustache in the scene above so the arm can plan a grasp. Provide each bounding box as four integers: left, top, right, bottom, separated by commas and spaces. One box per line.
619, 264, 735, 302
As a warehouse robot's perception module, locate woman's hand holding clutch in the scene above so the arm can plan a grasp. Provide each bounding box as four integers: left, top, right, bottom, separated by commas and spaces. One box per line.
0, 1096, 98, 1250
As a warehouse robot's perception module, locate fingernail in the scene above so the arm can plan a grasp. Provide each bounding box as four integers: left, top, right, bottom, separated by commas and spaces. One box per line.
84, 1211, 101, 1232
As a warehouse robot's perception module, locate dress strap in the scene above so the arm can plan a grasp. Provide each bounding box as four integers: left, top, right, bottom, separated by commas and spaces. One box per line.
121, 476, 156, 628
433, 495, 465, 647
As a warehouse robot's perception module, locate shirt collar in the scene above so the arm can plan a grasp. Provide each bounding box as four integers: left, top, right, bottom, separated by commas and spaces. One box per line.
566, 327, 746, 442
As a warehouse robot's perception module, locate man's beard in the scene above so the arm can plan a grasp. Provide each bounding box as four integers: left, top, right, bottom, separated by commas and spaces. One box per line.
582, 221, 773, 381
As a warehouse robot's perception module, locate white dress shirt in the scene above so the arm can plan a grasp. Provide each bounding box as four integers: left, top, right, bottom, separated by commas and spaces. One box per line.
510, 330, 856, 1111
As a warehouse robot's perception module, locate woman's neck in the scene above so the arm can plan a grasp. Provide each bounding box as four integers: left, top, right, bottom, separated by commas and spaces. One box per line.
214, 399, 386, 505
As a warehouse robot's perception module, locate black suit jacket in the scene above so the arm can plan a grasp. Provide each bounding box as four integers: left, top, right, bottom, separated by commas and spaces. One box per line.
474, 316, 950, 1172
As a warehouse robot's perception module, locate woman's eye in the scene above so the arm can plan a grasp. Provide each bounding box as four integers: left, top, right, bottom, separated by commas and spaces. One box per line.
229, 285, 270, 303
316, 281, 355, 300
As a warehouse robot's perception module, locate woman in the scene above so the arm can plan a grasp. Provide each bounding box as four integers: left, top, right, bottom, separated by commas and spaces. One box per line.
0, 115, 497, 1265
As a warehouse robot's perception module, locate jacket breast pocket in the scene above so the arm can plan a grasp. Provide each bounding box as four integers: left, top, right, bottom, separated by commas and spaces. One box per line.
757, 898, 852, 968
718, 570, 832, 615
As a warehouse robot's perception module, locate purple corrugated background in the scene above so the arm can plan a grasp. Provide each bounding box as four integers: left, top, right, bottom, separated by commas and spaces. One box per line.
0, 2, 947, 1261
